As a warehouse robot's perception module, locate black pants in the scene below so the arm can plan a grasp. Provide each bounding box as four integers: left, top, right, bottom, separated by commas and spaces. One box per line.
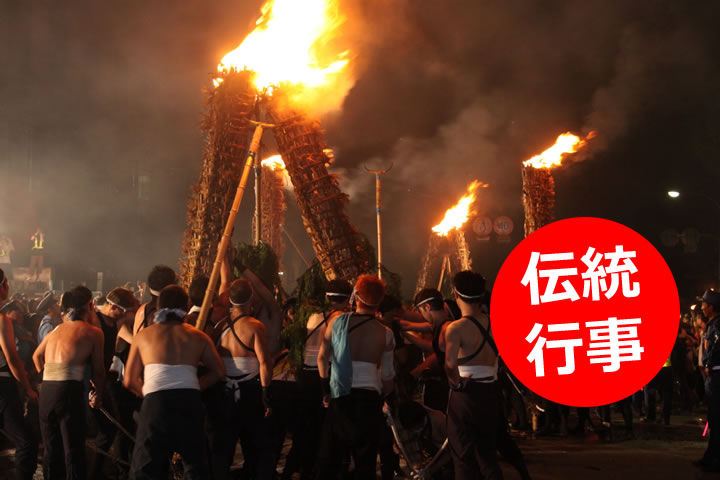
599, 396, 633, 432
704, 371, 720, 468
294, 369, 325, 479
447, 382, 503, 480
316, 389, 382, 480
130, 388, 208, 480
423, 378, 449, 413
645, 366, 672, 423
0, 377, 38, 480
209, 380, 274, 480
39, 380, 86, 480
271, 380, 302, 477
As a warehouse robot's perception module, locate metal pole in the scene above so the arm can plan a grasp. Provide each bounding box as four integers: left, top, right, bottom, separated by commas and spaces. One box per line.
197, 125, 264, 332
365, 163, 392, 278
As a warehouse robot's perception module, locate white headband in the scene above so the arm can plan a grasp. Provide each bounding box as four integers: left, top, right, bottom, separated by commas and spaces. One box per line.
351, 288, 380, 308
106, 299, 128, 313
230, 294, 253, 307
149, 288, 161, 297
326, 292, 351, 298
415, 296, 439, 309
453, 287, 484, 300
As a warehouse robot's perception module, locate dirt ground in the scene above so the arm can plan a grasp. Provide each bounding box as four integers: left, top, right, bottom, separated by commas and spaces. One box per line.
0, 409, 717, 479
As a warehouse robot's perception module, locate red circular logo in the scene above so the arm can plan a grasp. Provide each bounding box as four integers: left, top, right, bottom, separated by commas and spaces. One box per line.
491, 217, 679, 406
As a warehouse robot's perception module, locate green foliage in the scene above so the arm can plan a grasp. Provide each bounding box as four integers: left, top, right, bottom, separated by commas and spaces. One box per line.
233, 242, 281, 293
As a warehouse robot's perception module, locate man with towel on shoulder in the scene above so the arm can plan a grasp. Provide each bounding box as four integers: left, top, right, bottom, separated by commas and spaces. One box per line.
316, 274, 396, 480
124, 285, 224, 480
32, 285, 106, 479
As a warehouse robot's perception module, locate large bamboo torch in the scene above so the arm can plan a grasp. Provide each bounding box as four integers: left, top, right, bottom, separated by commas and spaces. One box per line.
415, 181, 483, 295
181, 71, 257, 287
265, 89, 370, 282
365, 163, 393, 279
252, 155, 288, 265
521, 132, 592, 237
196, 125, 266, 332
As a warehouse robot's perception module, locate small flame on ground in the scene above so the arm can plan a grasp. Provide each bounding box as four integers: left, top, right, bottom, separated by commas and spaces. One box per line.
522, 131, 595, 169
261, 155, 286, 171
432, 181, 486, 237
216, 0, 348, 92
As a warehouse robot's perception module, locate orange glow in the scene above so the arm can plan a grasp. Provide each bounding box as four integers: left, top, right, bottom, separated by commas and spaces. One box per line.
261, 155, 286, 171
432, 181, 486, 237
216, 0, 348, 92
522, 132, 594, 169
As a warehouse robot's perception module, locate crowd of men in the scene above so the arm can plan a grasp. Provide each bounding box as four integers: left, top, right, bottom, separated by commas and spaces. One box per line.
2, 251, 720, 479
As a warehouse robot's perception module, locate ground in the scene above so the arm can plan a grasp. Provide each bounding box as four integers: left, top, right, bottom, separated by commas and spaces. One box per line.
0, 409, 716, 479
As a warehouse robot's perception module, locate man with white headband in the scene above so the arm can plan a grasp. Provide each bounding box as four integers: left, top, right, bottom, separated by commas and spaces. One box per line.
132, 265, 177, 335
443, 271, 531, 480
124, 285, 224, 479
90, 287, 139, 478
316, 274, 396, 480
400, 288, 454, 412
209, 277, 273, 480
33, 285, 106, 479
296, 278, 352, 479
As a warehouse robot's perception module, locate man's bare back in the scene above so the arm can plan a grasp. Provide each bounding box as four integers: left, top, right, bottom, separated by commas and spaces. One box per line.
40, 321, 104, 366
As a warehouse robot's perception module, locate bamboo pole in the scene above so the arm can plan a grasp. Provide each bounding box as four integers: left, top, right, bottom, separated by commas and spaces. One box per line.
282, 226, 311, 268
437, 254, 449, 291
253, 148, 262, 246
196, 125, 265, 332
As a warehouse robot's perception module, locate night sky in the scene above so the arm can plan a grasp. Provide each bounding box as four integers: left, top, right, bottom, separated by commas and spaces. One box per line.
1, 0, 719, 304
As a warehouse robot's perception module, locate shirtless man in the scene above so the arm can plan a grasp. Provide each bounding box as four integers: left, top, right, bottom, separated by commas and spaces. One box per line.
211, 278, 273, 480
443, 271, 508, 480
297, 279, 352, 479
90, 287, 139, 479
33, 285, 105, 480
132, 265, 176, 335
400, 288, 454, 412
0, 269, 38, 480
316, 274, 395, 480
124, 285, 224, 479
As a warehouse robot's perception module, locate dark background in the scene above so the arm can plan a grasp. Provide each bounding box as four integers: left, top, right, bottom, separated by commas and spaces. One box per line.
1, 0, 719, 305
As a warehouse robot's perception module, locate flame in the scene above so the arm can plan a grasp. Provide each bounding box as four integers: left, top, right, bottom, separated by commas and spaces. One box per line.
261, 155, 286, 171
217, 0, 348, 92
522, 132, 594, 169
432, 181, 485, 237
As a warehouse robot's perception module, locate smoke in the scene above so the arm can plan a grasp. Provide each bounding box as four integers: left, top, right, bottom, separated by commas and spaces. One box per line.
2, 0, 719, 296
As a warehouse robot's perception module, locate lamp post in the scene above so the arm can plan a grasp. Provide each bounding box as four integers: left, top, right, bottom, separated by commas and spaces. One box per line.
667, 189, 720, 288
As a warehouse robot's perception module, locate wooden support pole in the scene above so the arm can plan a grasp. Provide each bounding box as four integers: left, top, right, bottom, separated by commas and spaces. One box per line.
196, 124, 265, 332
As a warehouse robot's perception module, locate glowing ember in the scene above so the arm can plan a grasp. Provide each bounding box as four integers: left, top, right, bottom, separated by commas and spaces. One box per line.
432, 181, 486, 237
261, 155, 286, 171
522, 132, 594, 169
216, 0, 348, 91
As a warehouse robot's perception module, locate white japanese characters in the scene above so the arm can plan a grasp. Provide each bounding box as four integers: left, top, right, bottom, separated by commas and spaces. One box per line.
522, 245, 640, 306
525, 318, 644, 376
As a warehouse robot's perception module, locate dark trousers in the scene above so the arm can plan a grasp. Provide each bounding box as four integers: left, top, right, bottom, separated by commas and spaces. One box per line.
599, 396, 633, 432
208, 380, 274, 480
316, 389, 382, 480
129, 389, 208, 480
271, 380, 301, 476
0, 377, 38, 480
89, 384, 117, 479
423, 378, 449, 413
447, 382, 503, 480
645, 366, 672, 422
39, 380, 86, 480
704, 371, 720, 468
294, 369, 325, 479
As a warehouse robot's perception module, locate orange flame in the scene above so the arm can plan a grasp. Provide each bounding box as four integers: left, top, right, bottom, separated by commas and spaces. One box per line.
261, 155, 286, 171
432, 181, 486, 237
216, 0, 348, 92
522, 132, 594, 169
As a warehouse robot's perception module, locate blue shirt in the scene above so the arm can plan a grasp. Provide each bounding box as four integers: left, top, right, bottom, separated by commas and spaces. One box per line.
37, 315, 60, 344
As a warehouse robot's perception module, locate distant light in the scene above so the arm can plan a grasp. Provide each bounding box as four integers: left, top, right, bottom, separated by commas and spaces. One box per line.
667, 190, 680, 198
278, 272, 284, 276
691, 304, 697, 311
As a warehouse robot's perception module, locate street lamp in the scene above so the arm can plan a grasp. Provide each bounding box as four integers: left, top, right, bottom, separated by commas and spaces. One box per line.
667, 189, 720, 288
